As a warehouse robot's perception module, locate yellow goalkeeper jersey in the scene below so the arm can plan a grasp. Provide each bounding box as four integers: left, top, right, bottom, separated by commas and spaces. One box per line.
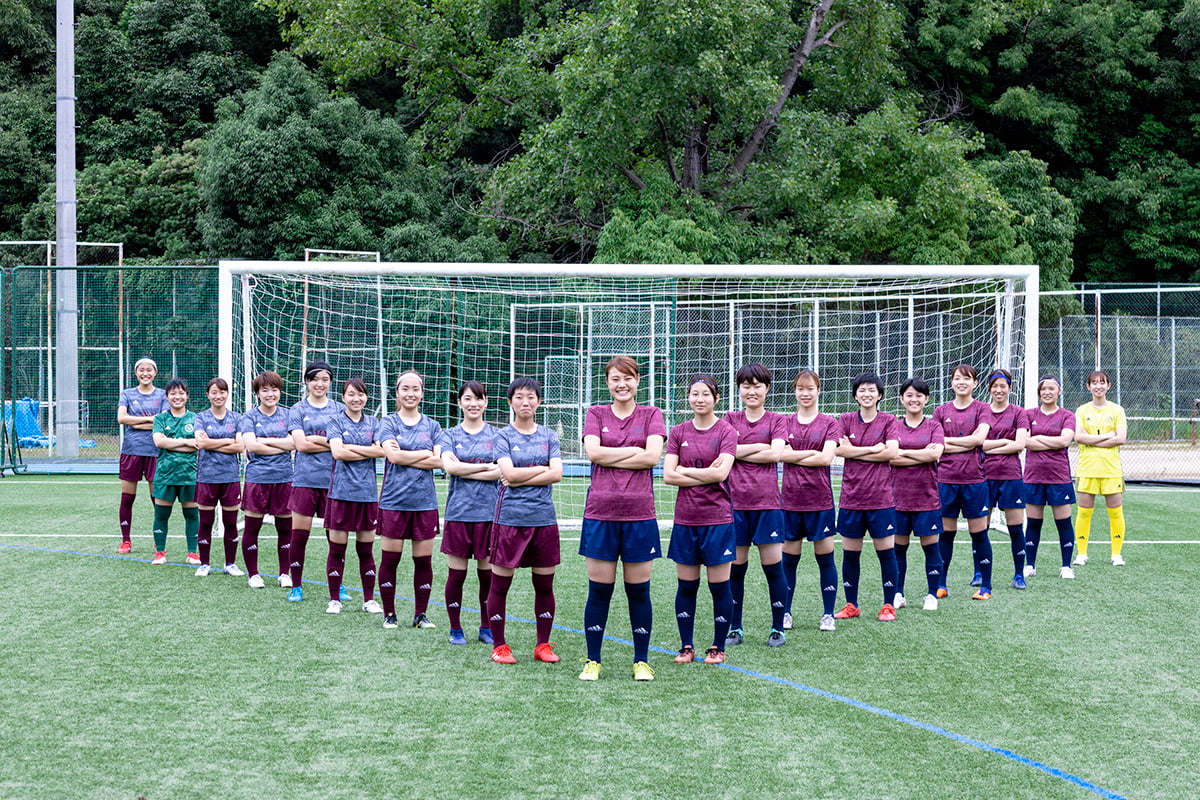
1075, 401, 1126, 478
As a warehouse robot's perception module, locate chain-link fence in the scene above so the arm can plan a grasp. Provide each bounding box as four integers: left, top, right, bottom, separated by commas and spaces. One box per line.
2, 267, 1198, 482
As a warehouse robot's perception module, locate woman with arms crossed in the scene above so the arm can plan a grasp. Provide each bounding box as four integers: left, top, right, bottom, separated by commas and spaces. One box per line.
324, 378, 385, 614
286, 361, 345, 600
1023, 375, 1078, 579
149, 378, 200, 565
1073, 370, 1128, 567
116, 357, 167, 553
778, 370, 841, 631
980, 369, 1030, 589
724, 363, 789, 649
239, 371, 295, 589
664, 375, 738, 666
440, 381, 502, 647
833, 372, 901, 622
889, 377, 945, 611
933, 364, 993, 600
487, 377, 564, 665
193, 378, 244, 577
378, 370, 443, 630
578, 357, 665, 681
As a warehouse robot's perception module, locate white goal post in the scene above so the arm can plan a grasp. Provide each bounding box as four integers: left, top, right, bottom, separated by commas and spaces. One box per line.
218, 262, 1040, 435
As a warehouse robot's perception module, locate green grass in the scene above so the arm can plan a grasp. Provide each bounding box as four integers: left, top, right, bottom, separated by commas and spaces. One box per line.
1, 477, 1196, 800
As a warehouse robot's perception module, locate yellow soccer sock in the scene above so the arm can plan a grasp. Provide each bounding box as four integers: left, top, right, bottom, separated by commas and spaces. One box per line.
1075, 505, 1094, 555
1107, 507, 1125, 556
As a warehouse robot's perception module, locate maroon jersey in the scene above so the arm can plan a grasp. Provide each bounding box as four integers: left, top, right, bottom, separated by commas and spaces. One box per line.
1024, 406, 1075, 485
837, 411, 900, 511
667, 418, 738, 526
725, 409, 786, 511
891, 417, 944, 513
933, 399, 989, 484
780, 413, 839, 513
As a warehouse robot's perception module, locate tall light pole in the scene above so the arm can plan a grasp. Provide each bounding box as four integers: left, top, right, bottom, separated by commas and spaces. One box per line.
56, 0, 80, 457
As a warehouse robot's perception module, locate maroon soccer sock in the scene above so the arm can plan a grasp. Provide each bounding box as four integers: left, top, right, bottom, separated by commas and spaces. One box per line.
119, 492, 136, 542
485, 573, 514, 646
197, 508, 216, 565
532, 572, 556, 645
327, 539, 347, 601
274, 515, 293, 574
242, 516, 264, 575
413, 555, 433, 615
477, 567, 493, 628
221, 508, 239, 565
445, 567, 468, 629
380, 550, 403, 616
356, 539, 377, 600
290, 527, 311, 585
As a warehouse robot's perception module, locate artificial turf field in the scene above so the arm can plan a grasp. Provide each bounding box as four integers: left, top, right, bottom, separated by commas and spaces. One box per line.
1, 476, 1196, 800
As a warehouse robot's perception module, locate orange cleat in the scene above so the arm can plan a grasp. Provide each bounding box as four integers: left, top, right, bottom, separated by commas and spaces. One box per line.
877, 603, 897, 621
533, 642, 560, 663
833, 603, 861, 619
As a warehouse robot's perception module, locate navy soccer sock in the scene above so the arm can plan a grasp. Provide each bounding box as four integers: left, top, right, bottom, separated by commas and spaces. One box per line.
708, 579, 734, 650
876, 546, 898, 606
938, 530, 957, 589
1025, 517, 1044, 567
841, 548, 862, 608
970, 531, 993, 592
675, 578, 700, 648
894, 541, 910, 594
762, 560, 788, 631
729, 561, 749, 629
584, 580, 615, 662
782, 550, 802, 614
1055, 516, 1075, 567
1008, 523, 1026, 576
922, 541, 943, 596
815, 551, 838, 615
625, 580, 653, 663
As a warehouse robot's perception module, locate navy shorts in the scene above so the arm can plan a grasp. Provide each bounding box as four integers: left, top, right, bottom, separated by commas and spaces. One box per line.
668, 523, 736, 567
1024, 482, 1076, 507
324, 498, 379, 533
836, 508, 897, 540
732, 509, 785, 547
379, 509, 439, 541
986, 478, 1025, 510
441, 520, 492, 560
490, 524, 560, 569
579, 518, 662, 562
196, 481, 240, 508
782, 509, 836, 543
289, 486, 329, 518
939, 482, 990, 521
242, 481, 292, 516
894, 509, 942, 539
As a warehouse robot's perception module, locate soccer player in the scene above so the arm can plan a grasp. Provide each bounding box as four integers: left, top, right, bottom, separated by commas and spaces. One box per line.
1023, 375, 1078, 579
325, 378, 384, 615
440, 381, 502, 647
933, 364, 993, 600
779, 370, 840, 631
149, 378, 199, 565
981, 369, 1030, 588
486, 377, 564, 665
286, 361, 345, 600
724, 363, 789, 648
116, 356, 167, 553
664, 375, 738, 666
193, 378, 244, 577
239, 371, 295, 589
578, 357, 665, 681
889, 377, 945, 611
378, 370, 443, 630
833, 372, 901, 622
1073, 370, 1128, 566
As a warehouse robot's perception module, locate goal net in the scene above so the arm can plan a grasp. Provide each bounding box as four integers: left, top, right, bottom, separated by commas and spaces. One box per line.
219, 263, 1038, 521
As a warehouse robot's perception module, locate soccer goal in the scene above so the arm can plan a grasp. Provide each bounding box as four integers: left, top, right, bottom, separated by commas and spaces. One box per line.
218, 263, 1039, 450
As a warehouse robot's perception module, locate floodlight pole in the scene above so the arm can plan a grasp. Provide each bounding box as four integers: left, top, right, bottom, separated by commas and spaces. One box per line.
55, 0, 80, 457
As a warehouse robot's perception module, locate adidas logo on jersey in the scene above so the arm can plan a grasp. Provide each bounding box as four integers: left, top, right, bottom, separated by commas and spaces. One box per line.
602, 426, 610, 432
682, 441, 690, 447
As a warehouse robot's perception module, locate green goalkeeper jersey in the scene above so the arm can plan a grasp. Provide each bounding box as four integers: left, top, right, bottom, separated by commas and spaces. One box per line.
153, 409, 197, 487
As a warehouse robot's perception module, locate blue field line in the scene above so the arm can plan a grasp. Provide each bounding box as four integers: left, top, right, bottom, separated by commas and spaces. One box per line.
5, 542, 1130, 800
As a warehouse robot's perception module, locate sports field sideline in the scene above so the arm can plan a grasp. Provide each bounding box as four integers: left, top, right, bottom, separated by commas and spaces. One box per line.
1, 476, 1196, 799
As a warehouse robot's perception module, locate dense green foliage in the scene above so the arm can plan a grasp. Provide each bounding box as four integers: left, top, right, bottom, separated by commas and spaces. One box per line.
2, 0, 1199, 282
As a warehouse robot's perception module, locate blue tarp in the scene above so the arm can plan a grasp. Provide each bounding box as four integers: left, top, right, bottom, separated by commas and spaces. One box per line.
4, 398, 96, 449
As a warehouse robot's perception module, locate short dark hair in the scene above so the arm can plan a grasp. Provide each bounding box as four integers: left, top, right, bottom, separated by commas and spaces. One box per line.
507, 376, 542, 401
342, 377, 368, 396
687, 374, 720, 399
951, 363, 978, 381
304, 361, 334, 382
458, 380, 487, 401
851, 372, 884, 397
165, 377, 189, 395
735, 362, 772, 387
986, 368, 1012, 389
899, 376, 930, 397
207, 377, 229, 392
252, 371, 283, 393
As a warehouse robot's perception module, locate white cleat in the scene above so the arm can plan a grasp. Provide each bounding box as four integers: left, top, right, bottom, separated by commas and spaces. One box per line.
893, 592, 907, 609
1072, 554, 1088, 566
923, 594, 938, 611
782, 612, 793, 630
248, 574, 266, 589
224, 563, 244, 577
326, 600, 342, 614
1023, 564, 1036, 578
278, 573, 294, 588
1111, 554, 1125, 566
1059, 566, 1075, 580
362, 599, 383, 614
818, 614, 836, 632
194, 564, 211, 577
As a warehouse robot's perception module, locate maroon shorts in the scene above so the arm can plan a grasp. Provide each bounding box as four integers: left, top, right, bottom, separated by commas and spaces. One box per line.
441, 520, 492, 560
289, 486, 329, 518
379, 509, 440, 541
324, 498, 379, 533
119, 453, 157, 482
242, 482, 293, 516
489, 524, 560, 570
196, 481, 241, 508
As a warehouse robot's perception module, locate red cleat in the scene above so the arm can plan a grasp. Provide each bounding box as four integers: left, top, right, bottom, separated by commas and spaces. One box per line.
490, 644, 517, 664
877, 603, 897, 621
533, 642, 560, 663
833, 603, 861, 619
117, 540, 132, 554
